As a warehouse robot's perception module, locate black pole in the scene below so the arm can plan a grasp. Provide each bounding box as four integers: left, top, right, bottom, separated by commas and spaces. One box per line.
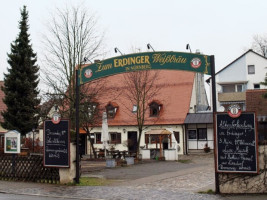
32, 130, 34, 153
75, 70, 80, 184
210, 55, 220, 194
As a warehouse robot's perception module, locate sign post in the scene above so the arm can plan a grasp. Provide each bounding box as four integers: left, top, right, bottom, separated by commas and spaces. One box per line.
210, 56, 220, 194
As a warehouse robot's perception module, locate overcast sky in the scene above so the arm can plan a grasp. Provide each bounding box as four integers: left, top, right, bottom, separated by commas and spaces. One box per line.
1, 0, 266, 83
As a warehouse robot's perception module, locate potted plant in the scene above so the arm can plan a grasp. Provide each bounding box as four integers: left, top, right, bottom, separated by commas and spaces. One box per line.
204, 143, 210, 153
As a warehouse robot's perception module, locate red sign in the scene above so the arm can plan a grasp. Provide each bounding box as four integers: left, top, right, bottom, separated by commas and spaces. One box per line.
227, 104, 242, 118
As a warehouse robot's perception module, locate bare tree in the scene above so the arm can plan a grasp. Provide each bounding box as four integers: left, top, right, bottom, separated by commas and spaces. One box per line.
41, 4, 105, 133
122, 70, 161, 156
252, 34, 267, 57
79, 81, 106, 158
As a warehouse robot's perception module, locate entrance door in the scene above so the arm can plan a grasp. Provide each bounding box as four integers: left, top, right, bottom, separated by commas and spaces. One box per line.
127, 131, 137, 154
79, 134, 86, 156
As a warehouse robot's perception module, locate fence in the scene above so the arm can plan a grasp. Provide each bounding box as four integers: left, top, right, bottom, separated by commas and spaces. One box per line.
0, 154, 59, 184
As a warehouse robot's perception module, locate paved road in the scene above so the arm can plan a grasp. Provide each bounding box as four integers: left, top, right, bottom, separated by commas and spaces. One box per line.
0, 153, 266, 200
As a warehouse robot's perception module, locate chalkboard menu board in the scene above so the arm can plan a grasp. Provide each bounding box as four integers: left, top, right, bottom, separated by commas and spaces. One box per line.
44, 120, 70, 167
216, 112, 258, 173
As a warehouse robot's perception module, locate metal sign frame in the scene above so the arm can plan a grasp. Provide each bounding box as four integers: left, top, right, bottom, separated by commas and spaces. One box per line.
75, 52, 215, 186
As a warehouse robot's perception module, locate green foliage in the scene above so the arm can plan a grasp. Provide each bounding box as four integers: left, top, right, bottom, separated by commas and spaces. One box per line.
66, 177, 114, 186
1, 6, 40, 135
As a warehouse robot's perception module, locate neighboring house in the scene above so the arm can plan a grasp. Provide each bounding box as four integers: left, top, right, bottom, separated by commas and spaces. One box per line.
0, 81, 7, 154
80, 70, 210, 158
246, 89, 267, 143
184, 112, 213, 153
207, 49, 267, 111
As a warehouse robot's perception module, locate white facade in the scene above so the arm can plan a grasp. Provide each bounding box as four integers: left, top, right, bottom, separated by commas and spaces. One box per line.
187, 123, 213, 150
87, 125, 184, 157
211, 50, 267, 111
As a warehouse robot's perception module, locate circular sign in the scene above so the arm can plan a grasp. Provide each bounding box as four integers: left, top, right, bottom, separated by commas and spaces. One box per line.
52, 112, 61, 124
190, 58, 202, 69
84, 69, 93, 79
227, 104, 242, 118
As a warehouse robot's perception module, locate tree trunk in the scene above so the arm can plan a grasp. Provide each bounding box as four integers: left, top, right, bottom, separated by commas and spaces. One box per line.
87, 133, 97, 159
136, 128, 142, 157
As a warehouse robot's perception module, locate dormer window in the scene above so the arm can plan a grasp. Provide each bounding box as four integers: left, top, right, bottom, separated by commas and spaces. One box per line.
149, 101, 162, 117
106, 102, 118, 118
132, 105, 137, 113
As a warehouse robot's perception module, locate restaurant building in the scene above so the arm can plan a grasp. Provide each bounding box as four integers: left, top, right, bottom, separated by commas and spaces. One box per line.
80, 70, 210, 159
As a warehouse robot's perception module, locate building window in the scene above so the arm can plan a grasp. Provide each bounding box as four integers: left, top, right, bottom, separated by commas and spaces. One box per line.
149, 101, 161, 117
173, 131, 180, 143
150, 135, 160, 143
188, 129, 207, 140
254, 84, 260, 89
248, 65, 255, 74
188, 130, 197, 140
110, 132, 121, 144
236, 84, 243, 92
197, 128, 207, 140
222, 85, 235, 93
106, 103, 118, 118
95, 132, 102, 144
221, 84, 246, 93
132, 105, 137, 113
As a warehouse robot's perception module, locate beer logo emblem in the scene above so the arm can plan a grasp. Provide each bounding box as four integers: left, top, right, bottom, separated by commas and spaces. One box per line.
84, 69, 93, 78
227, 104, 241, 118
190, 58, 202, 69
52, 113, 61, 124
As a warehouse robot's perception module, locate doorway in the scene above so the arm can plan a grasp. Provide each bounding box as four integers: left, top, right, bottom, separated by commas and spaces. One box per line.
127, 131, 137, 154
79, 134, 86, 156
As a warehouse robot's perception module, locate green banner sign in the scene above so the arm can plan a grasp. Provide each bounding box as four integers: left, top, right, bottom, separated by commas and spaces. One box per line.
78, 51, 211, 85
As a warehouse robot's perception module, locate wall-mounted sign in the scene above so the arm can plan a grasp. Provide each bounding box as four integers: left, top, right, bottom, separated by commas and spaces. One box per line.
4, 130, 21, 154
44, 120, 70, 168
216, 112, 258, 173
78, 51, 211, 85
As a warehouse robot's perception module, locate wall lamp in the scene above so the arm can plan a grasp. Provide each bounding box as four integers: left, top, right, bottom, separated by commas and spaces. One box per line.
114, 47, 123, 55
123, 128, 126, 134
186, 44, 192, 53
147, 43, 155, 52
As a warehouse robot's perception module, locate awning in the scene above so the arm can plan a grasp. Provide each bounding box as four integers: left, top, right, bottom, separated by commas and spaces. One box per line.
184, 113, 213, 124
79, 129, 86, 134
145, 129, 172, 135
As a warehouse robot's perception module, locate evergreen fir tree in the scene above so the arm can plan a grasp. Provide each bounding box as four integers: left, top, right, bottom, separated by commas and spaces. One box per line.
1, 6, 40, 136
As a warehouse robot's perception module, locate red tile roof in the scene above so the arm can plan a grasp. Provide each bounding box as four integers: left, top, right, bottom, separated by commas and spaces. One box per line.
90, 70, 195, 126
